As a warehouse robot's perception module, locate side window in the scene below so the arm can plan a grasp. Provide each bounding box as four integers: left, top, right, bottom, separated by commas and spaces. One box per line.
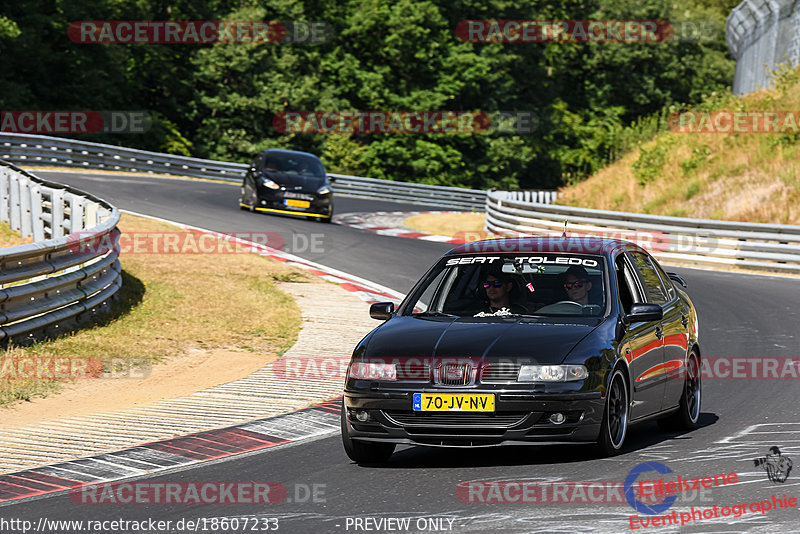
629, 252, 669, 305
615, 255, 641, 314
412, 268, 450, 313
650, 257, 676, 300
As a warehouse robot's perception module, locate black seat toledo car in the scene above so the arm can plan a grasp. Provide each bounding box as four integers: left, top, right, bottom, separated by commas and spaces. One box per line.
239, 148, 334, 221
342, 237, 701, 462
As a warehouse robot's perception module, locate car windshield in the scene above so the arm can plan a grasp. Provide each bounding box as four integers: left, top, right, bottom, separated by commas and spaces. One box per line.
263, 154, 326, 178
402, 253, 607, 318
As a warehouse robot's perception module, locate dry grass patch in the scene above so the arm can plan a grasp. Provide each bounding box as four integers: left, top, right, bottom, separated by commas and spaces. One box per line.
0, 213, 305, 407
0, 223, 31, 247
556, 66, 800, 225
404, 212, 487, 238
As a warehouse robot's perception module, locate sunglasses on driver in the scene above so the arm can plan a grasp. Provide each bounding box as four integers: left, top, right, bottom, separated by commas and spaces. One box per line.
563, 279, 588, 290
482, 280, 507, 288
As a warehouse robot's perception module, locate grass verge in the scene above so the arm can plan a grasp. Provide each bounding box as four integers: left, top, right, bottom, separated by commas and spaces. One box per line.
404, 212, 487, 238
557, 65, 800, 225
0, 213, 305, 407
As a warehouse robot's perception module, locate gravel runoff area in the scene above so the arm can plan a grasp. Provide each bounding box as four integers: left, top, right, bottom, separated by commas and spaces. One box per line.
0, 278, 376, 475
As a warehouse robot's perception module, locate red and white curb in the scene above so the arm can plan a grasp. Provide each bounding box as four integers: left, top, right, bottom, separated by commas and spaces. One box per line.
334, 211, 472, 245
0, 398, 342, 505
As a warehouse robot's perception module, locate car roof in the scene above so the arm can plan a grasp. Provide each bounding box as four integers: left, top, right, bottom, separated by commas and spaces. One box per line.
261, 148, 322, 160
447, 236, 646, 256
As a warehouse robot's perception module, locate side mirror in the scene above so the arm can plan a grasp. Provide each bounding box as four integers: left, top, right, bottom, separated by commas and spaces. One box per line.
327, 175, 337, 183
625, 303, 663, 324
249, 166, 257, 173
667, 272, 687, 288
370, 302, 395, 321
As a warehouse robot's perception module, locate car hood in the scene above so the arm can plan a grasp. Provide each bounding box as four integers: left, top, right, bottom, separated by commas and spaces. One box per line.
364, 316, 601, 365
264, 171, 326, 191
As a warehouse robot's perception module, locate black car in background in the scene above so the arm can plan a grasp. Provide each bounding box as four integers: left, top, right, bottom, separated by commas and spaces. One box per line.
342, 237, 702, 463
239, 149, 334, 221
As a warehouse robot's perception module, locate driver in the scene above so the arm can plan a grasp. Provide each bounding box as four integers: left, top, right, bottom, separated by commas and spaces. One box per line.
560, 265, 593, 305
479, 267, 529, 315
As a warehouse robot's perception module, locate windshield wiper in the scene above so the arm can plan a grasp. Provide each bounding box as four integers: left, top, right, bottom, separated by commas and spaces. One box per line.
410, 311, 457, 317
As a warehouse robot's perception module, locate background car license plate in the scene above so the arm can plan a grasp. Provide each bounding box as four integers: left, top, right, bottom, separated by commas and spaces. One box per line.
413, 393, 495, 412
285, 199, 311, 208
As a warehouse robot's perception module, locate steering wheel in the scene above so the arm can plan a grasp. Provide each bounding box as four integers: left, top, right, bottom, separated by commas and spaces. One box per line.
534, 300, 586, 314
551, 300, 584, 308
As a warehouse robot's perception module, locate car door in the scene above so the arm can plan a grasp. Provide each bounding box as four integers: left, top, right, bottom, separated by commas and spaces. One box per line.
630, 252, 684, 410
650, 258, 691, 408
616, 253, 666, 420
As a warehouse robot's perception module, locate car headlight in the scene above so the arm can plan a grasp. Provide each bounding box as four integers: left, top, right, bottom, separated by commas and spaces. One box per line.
317, 186, 331, 195
261, 176, 280, 190
518, 364, 588, 382
348, 361, 397, 380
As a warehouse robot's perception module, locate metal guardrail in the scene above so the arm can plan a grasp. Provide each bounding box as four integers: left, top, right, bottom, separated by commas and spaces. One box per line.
0, 133, 492, 210
486, 190, 800, 273
727, 0, 799, 94
0, 161, 121, 344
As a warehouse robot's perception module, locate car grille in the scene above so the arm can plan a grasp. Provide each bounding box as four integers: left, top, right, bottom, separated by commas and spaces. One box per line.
435, 362, 473, 386
383, 411, 529, 428
481, 362, 520, 382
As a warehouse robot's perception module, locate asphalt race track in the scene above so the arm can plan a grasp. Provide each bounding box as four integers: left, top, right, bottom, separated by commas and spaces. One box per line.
2, 170, 800, 533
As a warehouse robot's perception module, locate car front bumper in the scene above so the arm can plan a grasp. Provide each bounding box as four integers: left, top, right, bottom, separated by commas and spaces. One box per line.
252, 188, 333, 218
343, 387, 605, 447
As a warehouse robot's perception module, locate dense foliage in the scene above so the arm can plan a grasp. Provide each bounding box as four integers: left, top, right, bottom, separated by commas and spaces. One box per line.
0, 0, 736, 189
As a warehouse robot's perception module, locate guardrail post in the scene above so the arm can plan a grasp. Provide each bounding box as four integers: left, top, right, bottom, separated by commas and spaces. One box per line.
0, 167, 8, 224
70, 196, 85, 232
85, 202, 99, 227
30, 185, 45, 242
50, 189, 65, 238
19, 178, 33, 239
9, 173, 20, 232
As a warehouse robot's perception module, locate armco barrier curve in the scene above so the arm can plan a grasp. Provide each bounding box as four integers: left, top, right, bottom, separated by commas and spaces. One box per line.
0, 133, 492, 210
0, 161, 121, 344
486, 189, 800, 273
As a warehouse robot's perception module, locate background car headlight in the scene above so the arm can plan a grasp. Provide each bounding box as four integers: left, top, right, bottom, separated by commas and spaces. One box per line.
348, 361, 397, 380
261, 176, 280, 189
317, 186, 331, 195
518, 364, 588, 382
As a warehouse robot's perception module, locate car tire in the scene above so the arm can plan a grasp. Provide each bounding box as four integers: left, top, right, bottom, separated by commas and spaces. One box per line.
597, 368, 629, 457
658, 352, 701, 431
341, 401, 395, 464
